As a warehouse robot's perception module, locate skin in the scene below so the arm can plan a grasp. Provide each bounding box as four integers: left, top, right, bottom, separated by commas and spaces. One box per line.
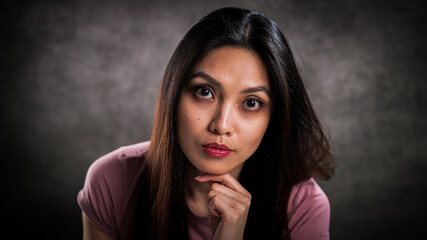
82, 46, 273, 239
178, 46, 273, 239
82, 212, 116, 240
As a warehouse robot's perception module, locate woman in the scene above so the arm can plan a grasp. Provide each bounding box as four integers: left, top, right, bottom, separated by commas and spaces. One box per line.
78, 7, 335, 240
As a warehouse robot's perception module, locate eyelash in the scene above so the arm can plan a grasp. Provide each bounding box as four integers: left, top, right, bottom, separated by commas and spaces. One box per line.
193, 85, 265, 112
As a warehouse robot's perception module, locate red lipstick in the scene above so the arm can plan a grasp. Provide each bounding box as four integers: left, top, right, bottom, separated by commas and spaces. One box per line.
202, 143, 233, 158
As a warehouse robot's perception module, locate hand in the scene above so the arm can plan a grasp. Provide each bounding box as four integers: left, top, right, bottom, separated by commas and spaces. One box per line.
195, 173, 252, 240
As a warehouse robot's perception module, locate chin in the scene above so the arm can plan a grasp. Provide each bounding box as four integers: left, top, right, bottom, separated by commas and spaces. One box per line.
204, 169, 230, 176
197, 164, 232, 176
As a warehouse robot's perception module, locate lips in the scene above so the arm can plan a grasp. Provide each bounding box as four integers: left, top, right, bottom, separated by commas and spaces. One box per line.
202, 143, 233, 158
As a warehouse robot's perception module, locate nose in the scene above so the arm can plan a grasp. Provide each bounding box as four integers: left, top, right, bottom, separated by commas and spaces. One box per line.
208, 103, 234, 136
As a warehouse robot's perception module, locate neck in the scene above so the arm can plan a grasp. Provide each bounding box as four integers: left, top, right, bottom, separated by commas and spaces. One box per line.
185, 164, 210, 216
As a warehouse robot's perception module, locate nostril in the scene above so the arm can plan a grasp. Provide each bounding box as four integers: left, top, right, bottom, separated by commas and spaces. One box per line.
214, 128, 221, 135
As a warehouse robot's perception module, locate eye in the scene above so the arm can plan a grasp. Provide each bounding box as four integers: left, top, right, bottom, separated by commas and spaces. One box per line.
195, 87, 214, 99
243, 98, 264, 111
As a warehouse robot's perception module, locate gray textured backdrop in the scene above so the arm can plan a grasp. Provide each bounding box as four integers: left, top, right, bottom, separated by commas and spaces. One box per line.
3, 0, 427, 239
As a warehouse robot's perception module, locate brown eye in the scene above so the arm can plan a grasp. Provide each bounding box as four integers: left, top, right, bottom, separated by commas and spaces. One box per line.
195, 87, 213, 99
246, 99, 257, 108
243, 98, 263, 111
200, 88, 210, 96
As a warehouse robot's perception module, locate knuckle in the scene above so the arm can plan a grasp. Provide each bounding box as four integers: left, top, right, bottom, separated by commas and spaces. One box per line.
208, 197, 217, 210
243, 197, 251, 206
208, 190, 216, 199
211, 195, 220, 204
235, 202, 247, 213
211, 182, 221, 191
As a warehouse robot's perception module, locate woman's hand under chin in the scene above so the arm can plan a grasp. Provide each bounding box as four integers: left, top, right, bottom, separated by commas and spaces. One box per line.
195, 173, 252, 240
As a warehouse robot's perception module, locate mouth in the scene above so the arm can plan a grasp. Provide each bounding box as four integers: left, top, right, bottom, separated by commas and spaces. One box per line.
202, 143, 233, 158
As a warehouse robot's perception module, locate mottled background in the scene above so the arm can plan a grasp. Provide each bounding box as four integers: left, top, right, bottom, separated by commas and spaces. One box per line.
2, 0, 426, 239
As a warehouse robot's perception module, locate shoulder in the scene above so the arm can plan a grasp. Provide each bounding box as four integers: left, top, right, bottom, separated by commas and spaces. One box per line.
287, 178, 330, 240
81, 141, 150, 193
86, 141, 150, 181
77, 141, 150, 238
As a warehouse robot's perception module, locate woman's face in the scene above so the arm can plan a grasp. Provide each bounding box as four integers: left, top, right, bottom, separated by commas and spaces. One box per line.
177, 46, 273, 178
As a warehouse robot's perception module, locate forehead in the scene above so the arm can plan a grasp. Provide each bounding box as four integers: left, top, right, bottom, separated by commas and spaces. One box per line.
191, 46, 270, 89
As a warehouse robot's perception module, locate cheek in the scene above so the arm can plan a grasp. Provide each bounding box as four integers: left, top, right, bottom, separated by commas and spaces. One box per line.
177, 97, 207, 141
238, 115, 270, 150
244, 114, 270, 136
246, 127, 266, 146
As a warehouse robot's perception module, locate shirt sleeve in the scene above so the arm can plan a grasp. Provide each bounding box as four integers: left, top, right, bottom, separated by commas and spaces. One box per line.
286, 179, 331, 240
77, 148, 127, 239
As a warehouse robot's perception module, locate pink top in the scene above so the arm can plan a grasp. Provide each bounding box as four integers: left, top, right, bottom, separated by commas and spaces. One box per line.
78, 142, 330, 239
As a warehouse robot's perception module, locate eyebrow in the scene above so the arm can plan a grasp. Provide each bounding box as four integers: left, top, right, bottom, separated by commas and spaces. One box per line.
190, 72, 222, 88
241, 87, 271, 97
189, 72, 271, 97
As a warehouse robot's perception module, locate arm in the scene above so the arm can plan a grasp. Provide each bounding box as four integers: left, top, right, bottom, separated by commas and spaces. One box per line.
82, 212, 117, 240
287, 180, 330, 240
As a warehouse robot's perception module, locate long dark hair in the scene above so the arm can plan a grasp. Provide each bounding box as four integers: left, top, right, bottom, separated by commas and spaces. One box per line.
136, 7, 335, 239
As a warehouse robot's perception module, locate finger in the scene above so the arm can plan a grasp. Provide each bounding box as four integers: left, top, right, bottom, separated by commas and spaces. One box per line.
209, 189, 250, 215
208, 195, 231, 217
208, 189, 237, 207
209, 194, 247, 224
208, 198, 222, 218
195, 173, 251, 199
209, 183, 251, 206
